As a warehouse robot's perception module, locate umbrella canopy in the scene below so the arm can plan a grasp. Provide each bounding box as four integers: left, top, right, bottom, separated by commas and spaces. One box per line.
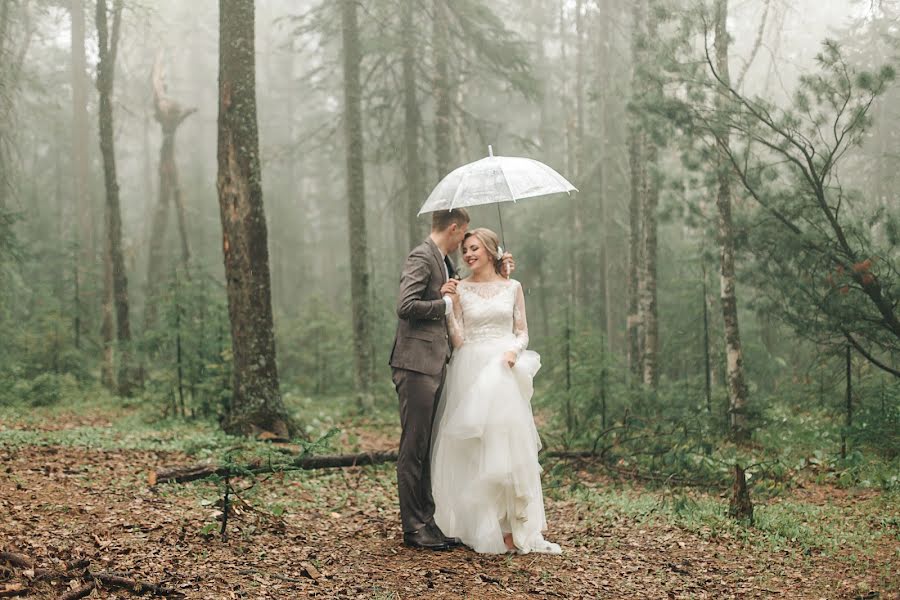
417, 146, 577, 216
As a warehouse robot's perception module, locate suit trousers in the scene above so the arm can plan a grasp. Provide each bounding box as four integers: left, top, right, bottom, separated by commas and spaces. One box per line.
392, 365, 446, 534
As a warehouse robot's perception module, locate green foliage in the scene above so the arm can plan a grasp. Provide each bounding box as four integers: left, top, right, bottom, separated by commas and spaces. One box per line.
277, 295, 355, 396
660, 21, 900, 370
8, 373, 82, 407
139, 268, 232, 419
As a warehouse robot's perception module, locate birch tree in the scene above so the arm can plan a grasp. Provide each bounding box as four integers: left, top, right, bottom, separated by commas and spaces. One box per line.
713, 0, 750, 441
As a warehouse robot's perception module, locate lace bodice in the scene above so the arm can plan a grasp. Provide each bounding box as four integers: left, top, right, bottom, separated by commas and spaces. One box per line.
448, 279, 529, 355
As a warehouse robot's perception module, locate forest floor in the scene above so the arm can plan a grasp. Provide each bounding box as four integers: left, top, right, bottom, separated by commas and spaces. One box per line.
0, 397, 897, 599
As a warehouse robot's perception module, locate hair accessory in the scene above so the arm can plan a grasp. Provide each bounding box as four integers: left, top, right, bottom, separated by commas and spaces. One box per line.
496, 245, 504, 261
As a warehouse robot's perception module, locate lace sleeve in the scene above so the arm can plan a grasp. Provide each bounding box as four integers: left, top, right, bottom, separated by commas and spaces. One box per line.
510, 281, 528, 356
447, 294, 465, 349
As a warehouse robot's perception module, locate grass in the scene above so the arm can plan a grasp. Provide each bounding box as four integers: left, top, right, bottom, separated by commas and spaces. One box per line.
566, 476, 898, 565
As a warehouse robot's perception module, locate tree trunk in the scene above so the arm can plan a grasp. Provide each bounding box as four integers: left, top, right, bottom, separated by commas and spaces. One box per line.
0, 2, 11, 211
597, 0, 614, 350
636, 0, 659, 389
702, 264, 712, 413
842, 345, 852, 458
96, 0, 133, 396
638, 134, 659, 389
714, 0, 750, 442
573, 0, 586, 308
728, 463, 753, 523
70, 0, 92, 348
402, 1, 424, 249
433, 0, 452, 180
216, 0, 291, 438
626, 0, 644, 383
533, 0, 553, 164
145, 53, 195, 328
341, 0, 372, 406
100, 250, 115, 389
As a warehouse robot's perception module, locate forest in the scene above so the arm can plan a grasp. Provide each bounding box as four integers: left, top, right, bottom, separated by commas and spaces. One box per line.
0, 0, 897, 598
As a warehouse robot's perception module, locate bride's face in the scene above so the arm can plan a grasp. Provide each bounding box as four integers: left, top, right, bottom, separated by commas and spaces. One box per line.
462, 236, 492, 274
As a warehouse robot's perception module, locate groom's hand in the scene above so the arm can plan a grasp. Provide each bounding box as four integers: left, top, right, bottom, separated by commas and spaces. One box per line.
500, 253, 515, 278
440, 280, 458, 297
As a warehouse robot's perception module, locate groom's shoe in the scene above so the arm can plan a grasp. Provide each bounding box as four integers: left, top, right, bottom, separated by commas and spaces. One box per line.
427, 522, 463, 548
403, 526, 449, 551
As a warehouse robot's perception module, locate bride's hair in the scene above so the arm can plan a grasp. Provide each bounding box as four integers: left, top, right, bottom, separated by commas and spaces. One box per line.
464, 228, 503, 275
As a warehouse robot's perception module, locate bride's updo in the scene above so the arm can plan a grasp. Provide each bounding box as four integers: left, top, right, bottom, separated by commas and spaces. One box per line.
464, 228, 503, 275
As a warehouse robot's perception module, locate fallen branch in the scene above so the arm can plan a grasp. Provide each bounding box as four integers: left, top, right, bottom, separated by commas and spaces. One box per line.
2, 552, 181, 598
92, 571, 179, 597
154, 447, 729, 491
59, 582, 95, 600
0, 552, 32, 570
154, 451, 400, 484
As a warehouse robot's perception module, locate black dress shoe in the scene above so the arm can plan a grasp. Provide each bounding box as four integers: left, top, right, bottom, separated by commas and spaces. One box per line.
403, 526, 449, 551
427, 522, 463, 548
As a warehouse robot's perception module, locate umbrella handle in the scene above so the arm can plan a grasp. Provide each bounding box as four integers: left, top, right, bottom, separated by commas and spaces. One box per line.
495, 201, 511, 278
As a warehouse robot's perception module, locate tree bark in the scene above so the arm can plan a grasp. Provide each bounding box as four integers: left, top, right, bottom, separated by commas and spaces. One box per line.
217, 0, 291, 438
0, 2, 11, 211
573, 0, 586, 309
842, 345, 852, 458
635, 0, 659, 389
341, 0, 372, 405
714, 0, 750, 442
402, 0, 424, 249
70, 0, 92, 348
727, 463, 753, 523
433, 0, 452, 180
96, 0, 133, 395
626, 0, 644, 382
638, 133, 659, 389
145, 52, 195, 328
597, 0, 614, 350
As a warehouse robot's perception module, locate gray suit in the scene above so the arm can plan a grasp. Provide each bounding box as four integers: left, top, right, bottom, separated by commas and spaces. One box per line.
390, 237, 455, 534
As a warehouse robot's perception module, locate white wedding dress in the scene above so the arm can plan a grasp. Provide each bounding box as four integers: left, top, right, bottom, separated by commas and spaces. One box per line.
431, 279, 561, 555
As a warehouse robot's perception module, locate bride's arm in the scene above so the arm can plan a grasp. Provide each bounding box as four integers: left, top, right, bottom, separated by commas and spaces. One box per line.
510, 281, 529, 356
447, 294, 465, 348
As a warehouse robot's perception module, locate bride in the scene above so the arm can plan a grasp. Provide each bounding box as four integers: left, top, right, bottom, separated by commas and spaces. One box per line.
431, 227, 561, 555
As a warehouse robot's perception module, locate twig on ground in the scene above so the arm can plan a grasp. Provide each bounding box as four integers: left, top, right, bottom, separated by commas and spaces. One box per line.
2, 552, 182, 598
58, 581, 95, 600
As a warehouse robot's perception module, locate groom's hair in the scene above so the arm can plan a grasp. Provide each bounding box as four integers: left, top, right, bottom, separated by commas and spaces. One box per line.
432, 208, 470, 232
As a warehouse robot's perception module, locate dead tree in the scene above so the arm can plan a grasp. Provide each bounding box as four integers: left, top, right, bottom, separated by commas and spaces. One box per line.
144, 50, 196, 328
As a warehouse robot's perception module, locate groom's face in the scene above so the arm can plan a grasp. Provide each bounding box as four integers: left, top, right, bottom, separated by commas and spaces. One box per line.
448, 223, 469, 253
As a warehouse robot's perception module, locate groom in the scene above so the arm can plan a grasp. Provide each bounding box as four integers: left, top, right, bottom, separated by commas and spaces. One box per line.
390, 208, 513, 550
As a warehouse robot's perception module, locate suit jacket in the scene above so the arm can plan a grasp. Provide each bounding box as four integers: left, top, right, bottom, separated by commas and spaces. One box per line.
390, 237, 457, 375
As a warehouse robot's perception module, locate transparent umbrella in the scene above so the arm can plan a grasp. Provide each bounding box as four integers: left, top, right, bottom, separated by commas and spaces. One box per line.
417, 145, 577, 247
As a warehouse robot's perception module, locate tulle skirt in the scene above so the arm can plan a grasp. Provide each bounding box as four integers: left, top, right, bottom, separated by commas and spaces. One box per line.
431, 334, 559, 554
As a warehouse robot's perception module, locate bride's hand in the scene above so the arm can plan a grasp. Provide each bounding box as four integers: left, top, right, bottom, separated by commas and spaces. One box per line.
500, 253, 515, 279
502, 351, 517, 368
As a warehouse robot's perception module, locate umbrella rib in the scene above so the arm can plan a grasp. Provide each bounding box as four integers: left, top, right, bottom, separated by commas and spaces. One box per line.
448, 168, 473, 211
497, 162, 517, 204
